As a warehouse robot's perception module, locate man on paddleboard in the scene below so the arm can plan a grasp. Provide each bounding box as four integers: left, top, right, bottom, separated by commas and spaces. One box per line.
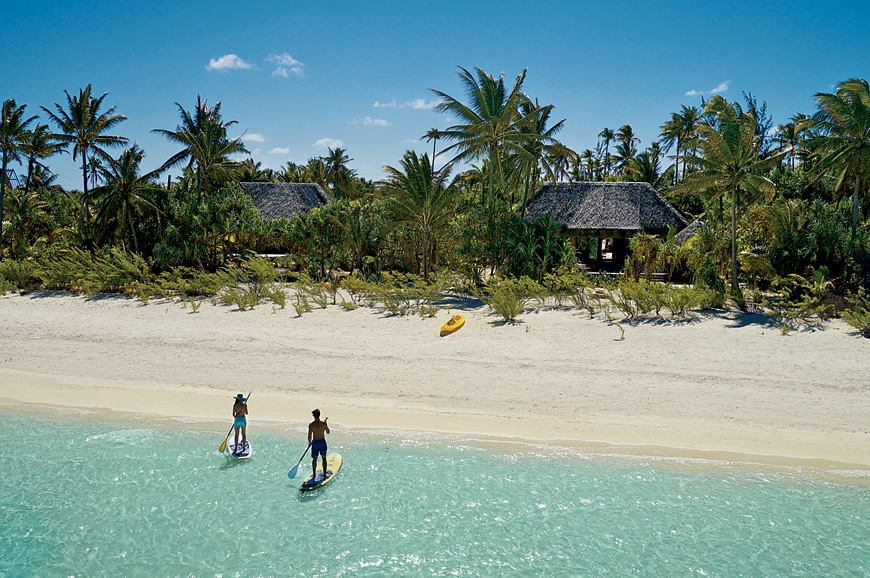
232, 394, 248, 455
308, 409, 330, 481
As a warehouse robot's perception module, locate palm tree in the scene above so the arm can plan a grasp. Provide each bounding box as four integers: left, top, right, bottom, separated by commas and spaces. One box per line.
424, 128, 440, 169
660, 105, 702, 183
430, 67, 549, 206
41, 85, 128, 206
276, 161, 306, 183
237, 158, 271, 182
772, 122, 800, 169
614, 124, 640, 174
627, 142, 666, 187
380, 150, 455, 279
86, 144, 163, 253
598, 128, 614, 177
674, 101, 784, 294
20, 124, 67, 193
304, 157, 329, 189
514, 97, 569, 215
1, 98, 38, 240
324, 147, 353, 197
3, 188, 50, 257
86, 155, 105, 190
152, 95, 247, 197
577, 149, 597, 180
802, 78, 870, 237
28, 164, 59, 191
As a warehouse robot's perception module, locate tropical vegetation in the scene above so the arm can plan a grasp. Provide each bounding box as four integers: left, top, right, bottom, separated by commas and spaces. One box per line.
1, 71, 868, 336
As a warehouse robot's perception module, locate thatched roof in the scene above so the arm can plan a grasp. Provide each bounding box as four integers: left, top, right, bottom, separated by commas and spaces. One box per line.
240, 182, 332, 220
675, 219, 704, 246
524, 182, 687, 235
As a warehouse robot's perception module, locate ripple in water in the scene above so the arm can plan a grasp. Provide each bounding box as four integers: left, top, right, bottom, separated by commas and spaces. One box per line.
1, 412, 868, 577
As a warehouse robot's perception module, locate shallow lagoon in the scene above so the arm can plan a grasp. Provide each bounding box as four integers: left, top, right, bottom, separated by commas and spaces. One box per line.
2, 408, 868, 577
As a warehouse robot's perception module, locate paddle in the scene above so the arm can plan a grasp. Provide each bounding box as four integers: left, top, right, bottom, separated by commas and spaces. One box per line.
219, 391, 252, 453
287, 443, 312, 479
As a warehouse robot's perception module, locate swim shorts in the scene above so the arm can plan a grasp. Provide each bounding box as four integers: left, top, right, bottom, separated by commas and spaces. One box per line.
311, 439, 327, 458
234, 416, 246, 428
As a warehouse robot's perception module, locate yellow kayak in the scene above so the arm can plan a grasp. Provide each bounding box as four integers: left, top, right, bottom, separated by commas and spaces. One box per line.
440, 315, 465, 336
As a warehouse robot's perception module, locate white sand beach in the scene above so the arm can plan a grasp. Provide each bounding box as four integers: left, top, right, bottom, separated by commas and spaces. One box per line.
1, 292, 868, 468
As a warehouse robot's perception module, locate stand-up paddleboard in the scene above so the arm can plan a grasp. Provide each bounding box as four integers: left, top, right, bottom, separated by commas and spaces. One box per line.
300, 453, 342, 491
228, 439, 252, 460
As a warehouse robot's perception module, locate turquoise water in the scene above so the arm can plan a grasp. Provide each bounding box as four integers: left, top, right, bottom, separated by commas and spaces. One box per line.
2, 410, 869, 577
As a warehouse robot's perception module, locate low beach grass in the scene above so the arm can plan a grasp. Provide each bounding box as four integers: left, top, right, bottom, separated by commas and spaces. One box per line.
1, 250, 867, 337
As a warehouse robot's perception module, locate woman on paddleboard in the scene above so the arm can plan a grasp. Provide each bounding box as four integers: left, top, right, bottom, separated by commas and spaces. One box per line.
232, 394, 248, 455
308, 409, 330, 481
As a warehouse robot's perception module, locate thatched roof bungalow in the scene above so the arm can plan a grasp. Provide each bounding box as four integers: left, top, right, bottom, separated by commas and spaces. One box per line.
525, 182, 686, 237
524, 182, 688, 271
240, 182, 332, 220
675, 219, 704, 246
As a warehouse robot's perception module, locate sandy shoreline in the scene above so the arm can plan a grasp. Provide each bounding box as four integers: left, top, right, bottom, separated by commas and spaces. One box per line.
2, 292, 869, 469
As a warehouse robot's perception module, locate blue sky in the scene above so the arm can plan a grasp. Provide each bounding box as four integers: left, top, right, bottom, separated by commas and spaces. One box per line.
4, 0, 869, 189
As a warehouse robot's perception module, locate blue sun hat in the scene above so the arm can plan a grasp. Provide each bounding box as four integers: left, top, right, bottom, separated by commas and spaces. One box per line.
234, 394, 247, 403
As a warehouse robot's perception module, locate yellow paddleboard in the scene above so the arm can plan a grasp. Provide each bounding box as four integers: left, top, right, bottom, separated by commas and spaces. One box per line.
300, 453, 342, 491
440, 315, 465, 336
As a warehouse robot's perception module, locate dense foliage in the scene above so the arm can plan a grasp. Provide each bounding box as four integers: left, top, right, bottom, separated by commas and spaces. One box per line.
1, 72, 869, 334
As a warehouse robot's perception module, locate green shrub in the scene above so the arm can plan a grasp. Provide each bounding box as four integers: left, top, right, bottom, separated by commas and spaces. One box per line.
481, 277, 540, 322
291, 275, 329, 309
265, 287, 287, 309
609, 279, 659, 318
159, 267, 242, 297
339, 271, 451, 316
221, 289, 239, 307
693, 254, 726, 307
292, 293, 312, 317
33, 248, 150, 295
340, 276, 374, 306
0, 259, 37, 291
418, 304, 438, 318
661, 285, 706, 317
842, 289, 870, 338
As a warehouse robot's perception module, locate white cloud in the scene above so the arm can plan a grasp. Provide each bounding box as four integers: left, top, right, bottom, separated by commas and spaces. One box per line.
243, 133, 265, 143
374, 99, 397, 108
266, 53, 304, 77
685, 80, 730, 97
402, 98, 439, 109
206, 54, 255, 72
268, 147, 290, 155
710, 80, 730, 94
401, 139, 418, 144
313, 138, 344, 150
363, 116, 390, 127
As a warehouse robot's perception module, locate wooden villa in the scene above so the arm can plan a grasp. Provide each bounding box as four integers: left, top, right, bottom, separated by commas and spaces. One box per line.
524, 182, 687, 271
240, 182, 332, 220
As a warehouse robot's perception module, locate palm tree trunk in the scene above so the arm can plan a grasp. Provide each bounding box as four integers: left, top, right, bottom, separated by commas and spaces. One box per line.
129, 210, 140, 254
0, 152, 7, 241
488, 145, 498, 206
81, 147, 91, 221
422, 232, 429, 281
520, 171, 532, 219
25, 157, 34, 194
731, 190, 739, 293
431, 137, 437, 171
852, 175, 861, 238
